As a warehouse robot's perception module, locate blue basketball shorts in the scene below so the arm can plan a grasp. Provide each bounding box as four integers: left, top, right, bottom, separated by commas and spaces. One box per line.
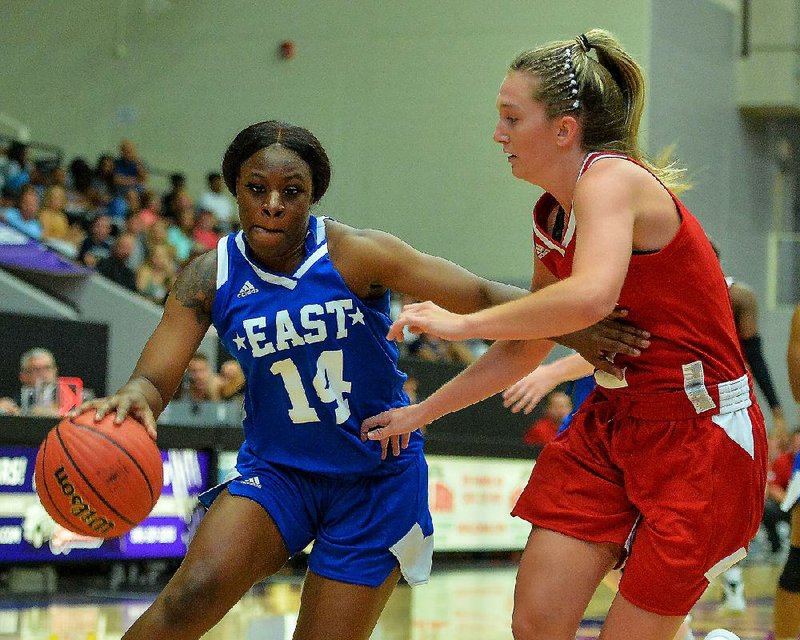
199, 454, 433, 588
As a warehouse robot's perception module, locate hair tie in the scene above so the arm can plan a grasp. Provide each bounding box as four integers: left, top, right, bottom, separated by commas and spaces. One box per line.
576, 34, 591, 53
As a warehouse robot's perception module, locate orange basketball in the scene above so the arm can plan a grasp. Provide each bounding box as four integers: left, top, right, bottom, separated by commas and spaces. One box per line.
34, 412, 163, 538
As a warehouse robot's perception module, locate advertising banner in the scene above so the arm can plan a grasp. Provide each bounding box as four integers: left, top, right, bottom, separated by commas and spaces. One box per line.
427, 455, 534, 552
0, 446, 210, 562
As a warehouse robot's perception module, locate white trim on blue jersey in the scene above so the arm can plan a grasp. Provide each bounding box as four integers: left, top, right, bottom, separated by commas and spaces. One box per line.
231, 227, 331, 290
216, 235, 229, 290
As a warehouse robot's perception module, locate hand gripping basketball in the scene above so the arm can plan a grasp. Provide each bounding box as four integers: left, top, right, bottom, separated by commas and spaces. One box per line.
34, 412, 164, 538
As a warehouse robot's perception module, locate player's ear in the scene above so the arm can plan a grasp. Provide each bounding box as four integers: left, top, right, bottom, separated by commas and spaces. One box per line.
555, 115, 580, 148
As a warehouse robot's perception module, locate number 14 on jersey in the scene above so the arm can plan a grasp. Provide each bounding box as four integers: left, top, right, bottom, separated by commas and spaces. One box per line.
270, 350, 352, 424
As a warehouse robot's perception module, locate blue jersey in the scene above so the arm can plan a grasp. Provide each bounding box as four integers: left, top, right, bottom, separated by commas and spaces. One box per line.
781, 451, 800, 512
557, 374, 596, 434
212, 216, 421, 475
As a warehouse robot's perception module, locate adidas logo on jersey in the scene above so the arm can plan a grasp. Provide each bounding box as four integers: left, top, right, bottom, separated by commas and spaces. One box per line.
238, 476, 262, 489
535, 245, 550, 259
237, 281, 259, 298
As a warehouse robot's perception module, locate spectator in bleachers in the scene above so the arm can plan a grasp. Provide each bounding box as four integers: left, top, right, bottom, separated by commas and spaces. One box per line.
107, 187, 142, 226
123, 208, 148, 271
113, 139, 148, 195
192, 208, 220, 251
49, 164, 67, 190
198, 171, 235, 232
144, 218, 171, 255
125, 188, 143, 218
66, 157, 94, 217
0, 186, 16, 220
3, 184, 42, 239
136, 243, 176, 305
161, 172, 186, 223
166, 193, 197, 263
90, 154, 116, 207
39, 185, 82, 257
18, 347, 59, 417
179, 352, 220, 401
216, 359, 245, 402
78, 213, 113, 266
97, 233, 138, 292
139, 189, 161, 227
2, 141, 31, 194
27, 161, 52, 201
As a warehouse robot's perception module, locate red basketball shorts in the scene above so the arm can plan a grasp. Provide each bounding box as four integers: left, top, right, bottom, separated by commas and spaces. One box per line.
512, 384, 768, 616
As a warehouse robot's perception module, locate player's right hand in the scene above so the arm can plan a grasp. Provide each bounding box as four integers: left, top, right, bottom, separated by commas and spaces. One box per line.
361, 404, 429, 458
73, 390, 158, 441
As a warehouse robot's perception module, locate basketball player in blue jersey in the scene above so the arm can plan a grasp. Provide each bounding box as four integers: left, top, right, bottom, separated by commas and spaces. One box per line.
76, 120, 646, 640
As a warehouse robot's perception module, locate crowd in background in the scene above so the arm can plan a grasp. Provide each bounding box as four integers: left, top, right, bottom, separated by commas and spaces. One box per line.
0, 138, 491, 367
0, 132, 469, 417
0, 138, 236, 305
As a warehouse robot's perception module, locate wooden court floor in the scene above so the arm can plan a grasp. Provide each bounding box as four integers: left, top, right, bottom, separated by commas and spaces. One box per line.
0, 560, 786, 639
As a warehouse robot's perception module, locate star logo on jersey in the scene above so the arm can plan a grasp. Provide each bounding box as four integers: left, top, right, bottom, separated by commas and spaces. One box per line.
237, 280, 259, 298
349, 307, 365, 326
233, 333, 247, 350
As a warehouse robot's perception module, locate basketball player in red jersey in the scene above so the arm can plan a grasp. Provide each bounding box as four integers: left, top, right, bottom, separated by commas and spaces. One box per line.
363, 29, 766, 640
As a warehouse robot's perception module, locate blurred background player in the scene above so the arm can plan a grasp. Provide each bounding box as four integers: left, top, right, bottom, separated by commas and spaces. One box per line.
769, 304, 800, 640
520, 390, 572, 446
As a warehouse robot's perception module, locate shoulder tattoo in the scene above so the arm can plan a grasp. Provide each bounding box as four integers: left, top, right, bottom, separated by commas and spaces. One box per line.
171, 250, 217, 325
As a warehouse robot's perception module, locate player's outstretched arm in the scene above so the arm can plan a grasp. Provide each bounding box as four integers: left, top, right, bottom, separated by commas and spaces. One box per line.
329, 222, 648, 376
502, 352, 594, 415
76, 250, 218, 439
363, 338, 553, 442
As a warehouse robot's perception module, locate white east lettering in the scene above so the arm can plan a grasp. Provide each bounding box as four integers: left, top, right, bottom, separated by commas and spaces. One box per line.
243, 317, 276, 357
324, 299, 353, 339
275, 310, 306, 351
240, 298, 358, 356
300, 304, 327, 344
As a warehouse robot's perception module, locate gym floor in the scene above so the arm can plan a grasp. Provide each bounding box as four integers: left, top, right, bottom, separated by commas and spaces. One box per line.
0, 558, 785, 639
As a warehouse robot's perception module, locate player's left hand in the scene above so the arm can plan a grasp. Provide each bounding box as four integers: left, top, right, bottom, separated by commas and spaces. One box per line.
502, 367, 557, 415
388, 301, 471, 343
361, 404, 428, 459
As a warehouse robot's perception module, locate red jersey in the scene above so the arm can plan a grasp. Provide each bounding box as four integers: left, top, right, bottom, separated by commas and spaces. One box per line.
522, 417, 560, 446
532, 152, 746, 395
769, 452, 796, 492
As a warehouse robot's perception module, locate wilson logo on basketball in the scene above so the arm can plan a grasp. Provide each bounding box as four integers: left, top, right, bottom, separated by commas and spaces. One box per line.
53, 466, 115, 535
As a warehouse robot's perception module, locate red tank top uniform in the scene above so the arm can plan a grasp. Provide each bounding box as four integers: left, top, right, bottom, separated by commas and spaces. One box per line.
514, 152, 768, 616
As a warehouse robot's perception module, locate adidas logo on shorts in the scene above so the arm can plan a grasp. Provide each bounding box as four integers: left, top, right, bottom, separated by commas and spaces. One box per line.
238, 477, 262, 489
237, 280, 259, 298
